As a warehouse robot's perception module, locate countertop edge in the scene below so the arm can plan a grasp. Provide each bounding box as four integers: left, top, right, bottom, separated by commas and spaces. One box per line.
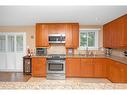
29, 55, 127, 65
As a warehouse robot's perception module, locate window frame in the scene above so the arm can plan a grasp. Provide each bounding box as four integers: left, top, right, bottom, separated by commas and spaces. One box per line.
78, 28, 100, 50
0, 32, 26, 53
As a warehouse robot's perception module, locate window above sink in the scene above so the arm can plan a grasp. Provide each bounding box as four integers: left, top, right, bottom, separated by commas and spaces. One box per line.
79, 29, 100, 50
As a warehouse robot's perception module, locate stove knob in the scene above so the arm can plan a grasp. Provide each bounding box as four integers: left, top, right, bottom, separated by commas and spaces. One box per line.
60, 56, 65, 58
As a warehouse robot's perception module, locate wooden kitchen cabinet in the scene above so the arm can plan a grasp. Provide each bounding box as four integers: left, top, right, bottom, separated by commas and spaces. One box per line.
48, 24, 57, 34
56, 24, 66, 34
119, 15, 127, 47
36, 24, 49, 47
103, 14, 127, 48
108, 60, 127, 83
66, 58, 80, 77
108, 60, 119, 82
65, 24, 73, 48
65, 23, 79, 48
122, 64, 127, 82
93, 58, 107, 78
65, 57, 127, 83
80, 58, 94, 77
103, 23, 112, 48
72, 24, 79, 48
32, 57, 46, 77
48, 23, 66, 34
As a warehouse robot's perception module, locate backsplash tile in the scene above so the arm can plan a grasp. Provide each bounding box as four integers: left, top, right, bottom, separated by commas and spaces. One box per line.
47, 44, 127, 57
111, 49, 126, 57
47, 44, 66, 54
74, 49, 104, 55
47, 44, 105, 55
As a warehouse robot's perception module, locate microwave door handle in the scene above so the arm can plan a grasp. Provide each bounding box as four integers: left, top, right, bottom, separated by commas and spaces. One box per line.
60, 35, 62, 42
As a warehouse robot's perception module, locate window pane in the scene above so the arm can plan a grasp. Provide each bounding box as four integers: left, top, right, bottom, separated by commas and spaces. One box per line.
88, 32, 95, 47
0, 35, 6, 52
16, 35, 23, 52
8, 35, 15, 52
80, 32, 87, 47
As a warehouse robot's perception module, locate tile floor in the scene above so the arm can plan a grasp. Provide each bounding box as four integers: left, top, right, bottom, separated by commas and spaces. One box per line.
0, 77, 127, 89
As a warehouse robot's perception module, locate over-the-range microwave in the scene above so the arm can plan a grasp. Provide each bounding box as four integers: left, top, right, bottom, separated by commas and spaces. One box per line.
48, 34, 65, 43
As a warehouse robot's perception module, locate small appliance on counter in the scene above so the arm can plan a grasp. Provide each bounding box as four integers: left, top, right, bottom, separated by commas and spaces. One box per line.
104, 48, 112, 56
123, 50, 127, 56
36, 48, 47, 56
67, 48, 73, 56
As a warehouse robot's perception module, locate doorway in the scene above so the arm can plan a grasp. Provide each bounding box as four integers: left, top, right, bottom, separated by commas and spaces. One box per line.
0, 32, 26, 72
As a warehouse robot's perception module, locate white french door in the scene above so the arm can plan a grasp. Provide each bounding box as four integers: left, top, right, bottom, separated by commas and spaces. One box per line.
6, 35, 15, 70
0, 34, 6, 70
0, 32, 26, 72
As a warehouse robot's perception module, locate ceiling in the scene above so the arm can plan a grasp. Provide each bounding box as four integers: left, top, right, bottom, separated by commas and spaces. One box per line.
0, 6, 126, 26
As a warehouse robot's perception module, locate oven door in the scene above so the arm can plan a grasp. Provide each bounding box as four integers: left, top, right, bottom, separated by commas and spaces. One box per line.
47, 60, 65, 74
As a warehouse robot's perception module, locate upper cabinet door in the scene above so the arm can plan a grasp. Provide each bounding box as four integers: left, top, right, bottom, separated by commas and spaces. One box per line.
36, 24, 49, 47
103, 23, 112, 48
121, 15, 127, 47
48, 24, 57, 34
65, 23, 79, 48
72, 23, 79, 48
56, 24, 66, 34
103, 14, 127, 48
48, 24, 66, 34
65, 24, 73, 48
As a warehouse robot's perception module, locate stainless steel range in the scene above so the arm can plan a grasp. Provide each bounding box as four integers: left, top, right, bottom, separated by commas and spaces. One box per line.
46, 54, 66, 80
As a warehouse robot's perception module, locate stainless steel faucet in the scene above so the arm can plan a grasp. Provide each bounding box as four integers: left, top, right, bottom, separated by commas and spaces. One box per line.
86, 47, 89, 56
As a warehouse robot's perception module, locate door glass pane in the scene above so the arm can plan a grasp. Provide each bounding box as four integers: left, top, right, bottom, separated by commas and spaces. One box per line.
80, 32, 87, 47
8, 35, 14, 52
88, 32, 95, 47
0, 35, 6, 52
16, 35, 23, 52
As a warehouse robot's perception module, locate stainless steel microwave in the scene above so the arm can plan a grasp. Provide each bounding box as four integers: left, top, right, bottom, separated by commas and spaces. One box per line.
48, 34, 65, 43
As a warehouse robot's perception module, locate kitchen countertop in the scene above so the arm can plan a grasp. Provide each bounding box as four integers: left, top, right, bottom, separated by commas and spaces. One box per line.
67, 54, 127, 64
66, 54, 106, 58
30, 54, 127, 65
107, 55, 127, 65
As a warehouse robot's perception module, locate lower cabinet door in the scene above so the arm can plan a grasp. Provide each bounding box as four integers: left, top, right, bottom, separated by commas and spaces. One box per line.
32, 57, 46, 77
80, 59, 94, 77
66, 58, 80, 77
108, 61, 126, 83
94, 58, 107, 78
